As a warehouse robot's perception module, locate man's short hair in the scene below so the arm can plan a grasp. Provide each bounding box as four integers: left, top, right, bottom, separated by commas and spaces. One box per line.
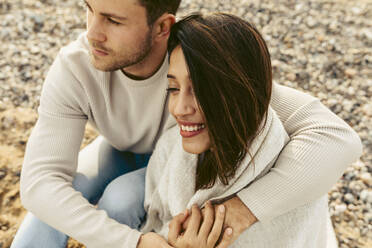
138, 0, 181, 25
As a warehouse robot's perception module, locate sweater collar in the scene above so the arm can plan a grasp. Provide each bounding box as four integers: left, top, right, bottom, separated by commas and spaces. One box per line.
115, 54, 169, 88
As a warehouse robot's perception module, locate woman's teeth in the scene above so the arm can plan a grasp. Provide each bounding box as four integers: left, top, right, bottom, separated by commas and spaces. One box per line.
180, 124, 205, 132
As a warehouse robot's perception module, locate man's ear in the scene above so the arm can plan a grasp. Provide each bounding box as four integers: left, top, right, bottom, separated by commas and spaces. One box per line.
153, 13, 176, 42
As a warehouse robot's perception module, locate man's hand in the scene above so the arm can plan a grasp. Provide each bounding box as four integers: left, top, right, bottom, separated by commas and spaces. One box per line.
137, 232, 174, 248
216, 196, 257, 245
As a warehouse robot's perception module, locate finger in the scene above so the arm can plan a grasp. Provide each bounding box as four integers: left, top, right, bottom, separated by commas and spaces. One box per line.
207, 205, 226, 246
162, 243, 175, 248
198, 201, 215, 238
185, 204, 202, 236
182, 214, 190, 231
215, 228, 233, 248
168, 212, 188, 245
157, 233, 176, 248
161, 241, 175, 248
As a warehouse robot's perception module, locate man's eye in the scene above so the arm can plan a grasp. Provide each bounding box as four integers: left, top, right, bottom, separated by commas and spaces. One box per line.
108, 18, 121, 25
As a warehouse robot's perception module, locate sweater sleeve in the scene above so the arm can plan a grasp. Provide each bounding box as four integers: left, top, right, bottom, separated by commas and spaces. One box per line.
237, 83, 362, 222
20, 53, 142, 248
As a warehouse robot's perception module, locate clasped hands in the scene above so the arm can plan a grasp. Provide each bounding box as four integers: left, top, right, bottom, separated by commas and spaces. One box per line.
168, 201, 232, 248
137, 196, 257, 248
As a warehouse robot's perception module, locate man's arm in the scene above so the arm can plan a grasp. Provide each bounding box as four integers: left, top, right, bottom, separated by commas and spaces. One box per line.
20, 53, 142, 248
215, 83, 362, 243
236, 83, 362, 220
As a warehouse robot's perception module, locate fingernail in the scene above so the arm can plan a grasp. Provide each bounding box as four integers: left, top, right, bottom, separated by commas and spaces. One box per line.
219, 205, 225, 213
226, 227, 233, 235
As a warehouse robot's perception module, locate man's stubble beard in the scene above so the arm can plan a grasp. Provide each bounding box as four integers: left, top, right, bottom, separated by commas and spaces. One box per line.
90, 30, 153, 72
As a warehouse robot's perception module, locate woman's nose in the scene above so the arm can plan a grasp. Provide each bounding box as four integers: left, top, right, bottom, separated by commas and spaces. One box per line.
173, 94, 195, 117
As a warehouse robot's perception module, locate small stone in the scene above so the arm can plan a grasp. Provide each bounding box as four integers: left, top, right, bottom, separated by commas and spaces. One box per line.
0, 72, 6, 80
306, 17, 317, 28
331, 191, 341, 200
344, 68, 357, 78
361, 227, 369, 236
0, 29, 10, 39
360, 190, 368, 201
344, 172, 356, 181
351, 7, 362, 15
30, 46, 40, 54
1, 115, 15, 129
364, 213, 372, 223
334, 204, 347, 215
344, 193, 355, 203
0, 170, 6, 180
286, 73, 296, 81
362, 28, 372, 40
31, 14, 44, 26
360, 172, 372, 186
362, 104, 372, 117
360, 190, 372, 203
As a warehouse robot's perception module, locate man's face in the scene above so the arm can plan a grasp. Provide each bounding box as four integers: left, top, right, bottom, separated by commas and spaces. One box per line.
84, 0, 153, 71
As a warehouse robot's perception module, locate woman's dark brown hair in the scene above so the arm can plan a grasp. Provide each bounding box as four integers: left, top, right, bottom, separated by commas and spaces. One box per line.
168, 13, 272, 191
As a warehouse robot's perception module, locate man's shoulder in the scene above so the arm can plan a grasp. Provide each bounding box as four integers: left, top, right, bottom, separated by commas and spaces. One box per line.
59, 32, 89, 59
50, 32, 105, 89
57, 32, 99, 76
41, 32, 103, 110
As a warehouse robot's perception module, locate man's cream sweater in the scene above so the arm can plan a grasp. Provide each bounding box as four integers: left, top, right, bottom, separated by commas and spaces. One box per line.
20, 33, 362, 247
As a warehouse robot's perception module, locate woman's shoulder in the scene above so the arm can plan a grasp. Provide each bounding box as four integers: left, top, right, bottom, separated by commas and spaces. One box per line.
150, 125, 181, 163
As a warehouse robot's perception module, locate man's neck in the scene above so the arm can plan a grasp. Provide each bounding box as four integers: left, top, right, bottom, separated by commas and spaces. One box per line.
122, 43, 167, 80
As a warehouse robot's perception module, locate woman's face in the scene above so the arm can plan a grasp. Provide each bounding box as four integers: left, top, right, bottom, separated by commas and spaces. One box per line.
167, 46, 211, 154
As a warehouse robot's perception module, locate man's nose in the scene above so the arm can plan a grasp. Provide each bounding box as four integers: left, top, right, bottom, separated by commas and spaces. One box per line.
86, 14, 106, 43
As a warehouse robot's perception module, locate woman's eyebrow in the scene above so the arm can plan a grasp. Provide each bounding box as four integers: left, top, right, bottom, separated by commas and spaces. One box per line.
167, 73, 192, 82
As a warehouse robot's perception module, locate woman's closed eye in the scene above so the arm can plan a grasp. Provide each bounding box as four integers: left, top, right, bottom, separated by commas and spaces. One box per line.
166, 87, 180, 94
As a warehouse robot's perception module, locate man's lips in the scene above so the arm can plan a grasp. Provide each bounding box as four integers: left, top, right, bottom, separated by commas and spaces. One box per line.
92, 47, 109, 56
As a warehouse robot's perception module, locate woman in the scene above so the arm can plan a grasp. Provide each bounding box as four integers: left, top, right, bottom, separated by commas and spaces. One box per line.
140, 13, 338, 247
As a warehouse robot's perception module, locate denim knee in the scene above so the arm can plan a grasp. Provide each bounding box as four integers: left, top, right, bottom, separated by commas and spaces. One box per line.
97, 168, 146, 229
10, 213, 68, 248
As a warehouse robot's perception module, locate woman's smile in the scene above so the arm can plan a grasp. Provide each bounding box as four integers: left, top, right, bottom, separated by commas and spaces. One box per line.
178, 121, 206, 138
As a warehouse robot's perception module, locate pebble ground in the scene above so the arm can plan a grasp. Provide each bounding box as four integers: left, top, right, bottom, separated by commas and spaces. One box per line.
0, 0, 371, 247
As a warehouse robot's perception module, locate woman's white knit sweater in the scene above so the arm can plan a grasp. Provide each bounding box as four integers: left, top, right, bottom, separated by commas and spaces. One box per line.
142, 108, 338, 247
20, 33, 362, 247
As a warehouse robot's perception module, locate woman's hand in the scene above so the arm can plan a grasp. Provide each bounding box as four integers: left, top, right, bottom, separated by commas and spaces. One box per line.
182, 197, 257, 247
168, 202, 233, 248
137, 232, 174, 248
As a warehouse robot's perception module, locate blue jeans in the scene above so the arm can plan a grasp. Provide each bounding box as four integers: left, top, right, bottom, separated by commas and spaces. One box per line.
11, 136, 150, 248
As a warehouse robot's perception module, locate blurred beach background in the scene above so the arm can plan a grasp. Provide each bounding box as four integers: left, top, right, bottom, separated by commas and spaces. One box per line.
0, 0, 371, 247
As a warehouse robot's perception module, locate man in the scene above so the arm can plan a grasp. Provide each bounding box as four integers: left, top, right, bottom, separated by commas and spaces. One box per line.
11, 0, 362, 247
